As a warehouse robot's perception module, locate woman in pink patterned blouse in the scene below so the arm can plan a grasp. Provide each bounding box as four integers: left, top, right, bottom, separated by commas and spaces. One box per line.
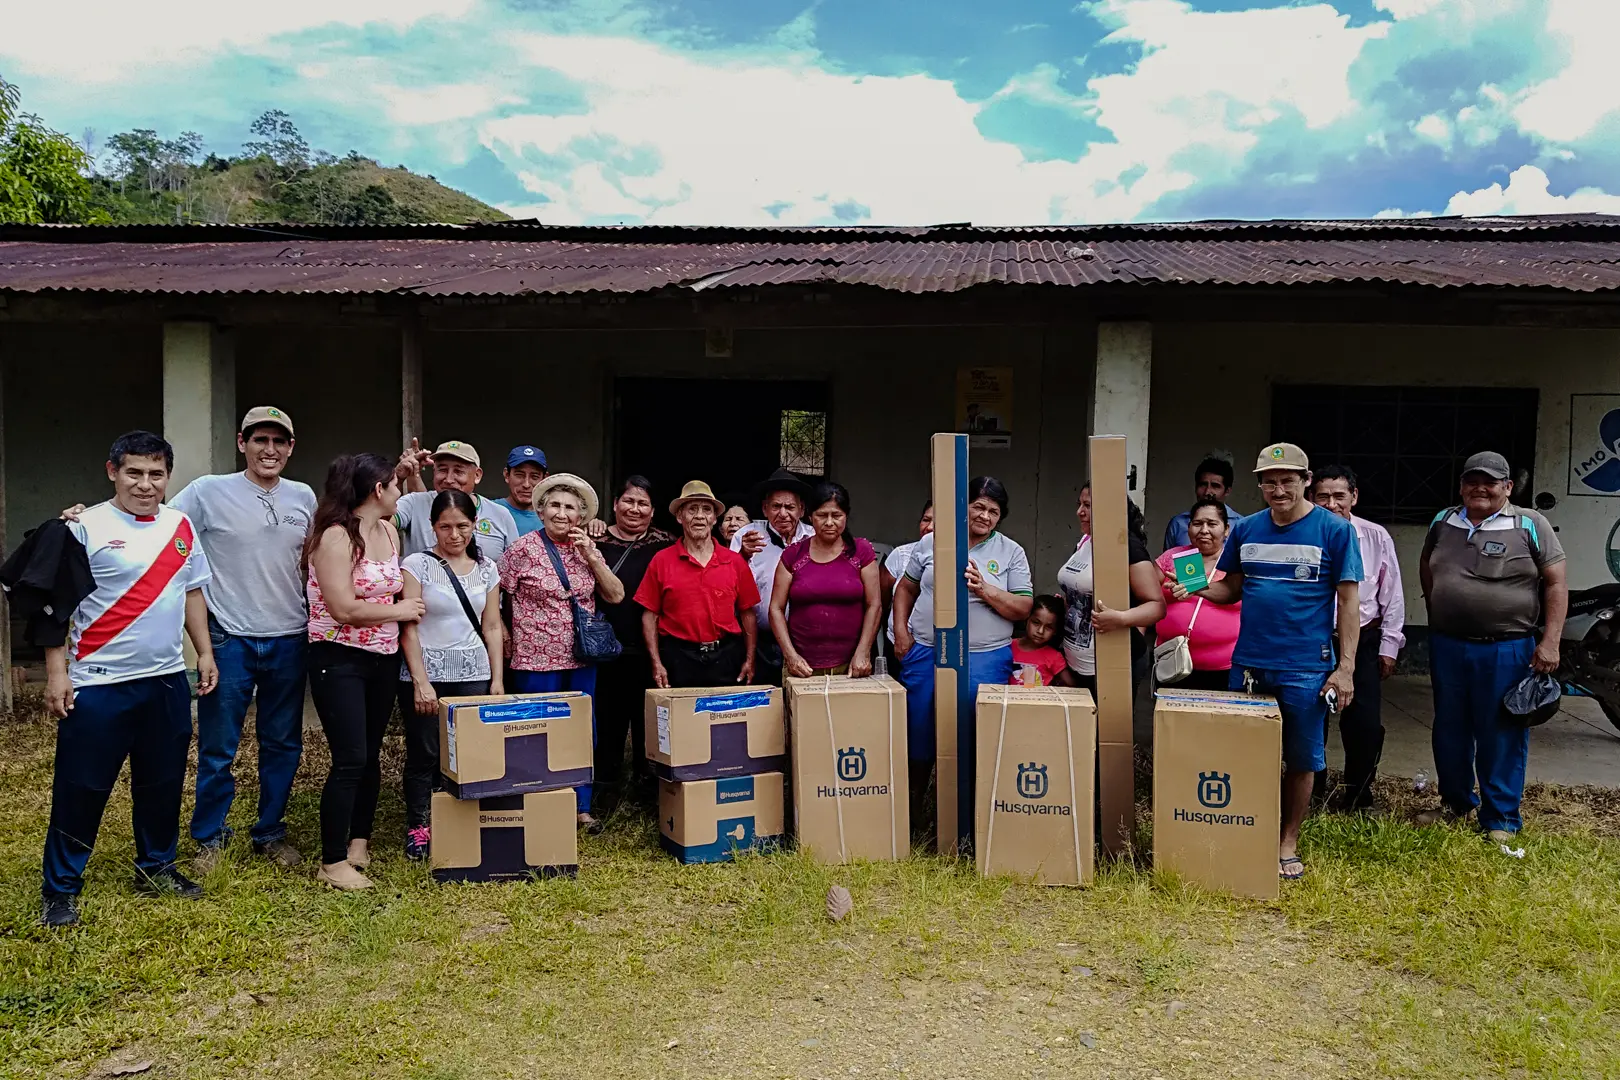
498, 473, 625, 831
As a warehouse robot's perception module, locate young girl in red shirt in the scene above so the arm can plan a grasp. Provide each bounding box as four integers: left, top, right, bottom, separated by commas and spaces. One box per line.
1010, 595, 1068, 687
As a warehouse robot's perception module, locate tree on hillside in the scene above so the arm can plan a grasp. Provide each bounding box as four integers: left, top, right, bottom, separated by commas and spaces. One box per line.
244, 109, 308, 186
0, 76, 101, 223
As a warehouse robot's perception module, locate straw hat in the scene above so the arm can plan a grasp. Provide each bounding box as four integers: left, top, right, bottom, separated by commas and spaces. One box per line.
669, 480, 725, 516
532, 473, 599, 522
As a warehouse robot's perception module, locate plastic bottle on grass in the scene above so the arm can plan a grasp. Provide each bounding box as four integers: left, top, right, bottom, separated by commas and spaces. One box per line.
1413, 770, 1428, 794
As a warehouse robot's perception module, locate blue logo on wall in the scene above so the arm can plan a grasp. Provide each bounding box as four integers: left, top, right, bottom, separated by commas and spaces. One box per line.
1197, 771, 1232, 809
1574, 408, 1620, 494
1016, 762, 1049, 800
837, 747, 867, 783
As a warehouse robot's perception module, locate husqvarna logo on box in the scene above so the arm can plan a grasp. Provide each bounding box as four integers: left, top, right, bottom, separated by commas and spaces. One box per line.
1197, 771, 1231, 809
1016, 761, 1048, 800
816, 746, 888, 799
837, 747, 867, 783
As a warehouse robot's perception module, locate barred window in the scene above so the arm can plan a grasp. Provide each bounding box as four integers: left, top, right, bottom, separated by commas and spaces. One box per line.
1270, 386, 1538, 525
780, 410, 827, 475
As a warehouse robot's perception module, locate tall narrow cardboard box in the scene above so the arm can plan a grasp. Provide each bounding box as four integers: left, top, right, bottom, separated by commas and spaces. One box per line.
931, 431, 972, 855
787, 675, 909, 863
1089, 435, 1135, 855
1152, 689, 1283, 900
975, 686, 1096, 885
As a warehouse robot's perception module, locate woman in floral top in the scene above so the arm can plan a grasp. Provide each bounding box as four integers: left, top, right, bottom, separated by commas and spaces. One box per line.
498, 473, 625, 831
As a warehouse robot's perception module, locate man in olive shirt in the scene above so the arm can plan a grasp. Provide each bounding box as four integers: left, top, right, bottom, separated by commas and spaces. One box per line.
1418, 452, 1567, 843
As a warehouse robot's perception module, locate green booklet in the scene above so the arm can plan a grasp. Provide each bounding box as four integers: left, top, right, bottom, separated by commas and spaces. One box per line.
1173, 551, 1209, 592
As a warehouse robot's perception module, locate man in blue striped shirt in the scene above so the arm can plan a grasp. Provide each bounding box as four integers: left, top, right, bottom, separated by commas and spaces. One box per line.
1172, 442, 1362, 882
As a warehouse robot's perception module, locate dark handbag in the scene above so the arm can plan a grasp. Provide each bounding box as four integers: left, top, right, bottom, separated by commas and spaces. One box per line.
428, 554, 484, 638
539, 533, 623, 663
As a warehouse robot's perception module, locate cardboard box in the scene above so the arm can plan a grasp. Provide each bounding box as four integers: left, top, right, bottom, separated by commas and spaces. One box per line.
644, 686, 785, 781
1089, 435, 1135, 856
974, 685, 1096, 885
659, 772, 785, 864
931, 431, 974, 855
440, 693, 593, 800
429, 790, 578, 883
1152, 689, 1283, 900
787, 675, 910, 863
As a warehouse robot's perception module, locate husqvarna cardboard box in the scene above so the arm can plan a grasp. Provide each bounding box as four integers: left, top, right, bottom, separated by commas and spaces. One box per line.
1152, 689, 1283, 900
659, 772, 785, 864
787, 675, 910, 863
973, 685, 1096, 886
429, 790, 578, 883
440, 693, 593, 799
644, 686, 785, 781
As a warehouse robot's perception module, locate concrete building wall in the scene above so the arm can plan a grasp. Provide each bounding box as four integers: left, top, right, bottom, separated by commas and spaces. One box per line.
1, 323, 164, 541
421, 323, 1095, 585
1146, 323, 1620, 628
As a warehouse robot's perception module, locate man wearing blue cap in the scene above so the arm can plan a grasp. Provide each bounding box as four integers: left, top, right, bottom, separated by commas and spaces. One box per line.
497, 445, 548, 537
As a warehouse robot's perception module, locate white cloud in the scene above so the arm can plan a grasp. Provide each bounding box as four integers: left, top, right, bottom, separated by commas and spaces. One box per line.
1412, 112, 1451, 148
1443, 164, 1620, 215
2, 0, 476, 81
1510, 0, 1620, 143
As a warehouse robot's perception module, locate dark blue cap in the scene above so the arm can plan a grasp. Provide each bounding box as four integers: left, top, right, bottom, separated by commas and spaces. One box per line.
506, 445, 548, 470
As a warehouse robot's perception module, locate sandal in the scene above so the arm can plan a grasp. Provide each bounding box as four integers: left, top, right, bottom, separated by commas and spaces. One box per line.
1279, 856, 1305, 880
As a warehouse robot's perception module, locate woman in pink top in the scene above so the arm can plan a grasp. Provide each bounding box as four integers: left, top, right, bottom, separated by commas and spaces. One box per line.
304, 453, 424, 891
1155, 497, 1242, 691
769, 482, 881, 677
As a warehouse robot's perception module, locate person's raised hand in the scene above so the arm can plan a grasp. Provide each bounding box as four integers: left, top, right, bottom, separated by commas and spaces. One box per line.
739, 529, 767, 558
586, 518, 608, 539
59, 503, 87, 522
569, 527, 598, 561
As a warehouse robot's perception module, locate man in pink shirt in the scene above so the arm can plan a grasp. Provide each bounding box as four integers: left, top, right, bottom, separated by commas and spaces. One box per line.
1312, 464, 1405, 810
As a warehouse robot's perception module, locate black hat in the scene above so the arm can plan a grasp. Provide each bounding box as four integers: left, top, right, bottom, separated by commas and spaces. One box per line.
751, 467, 812, 504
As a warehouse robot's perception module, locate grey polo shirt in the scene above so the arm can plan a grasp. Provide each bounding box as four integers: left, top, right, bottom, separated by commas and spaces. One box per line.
395, 491, 519, 564
1423, 506, 1564, 638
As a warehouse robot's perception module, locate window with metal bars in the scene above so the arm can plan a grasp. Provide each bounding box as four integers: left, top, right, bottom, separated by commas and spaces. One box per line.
779, 409, 827, 475
1269, 385, 1539, 525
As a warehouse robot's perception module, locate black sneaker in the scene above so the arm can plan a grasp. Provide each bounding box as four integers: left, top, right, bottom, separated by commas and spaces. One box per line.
134, 866, 203, 899
404, 825, 431, 861
41, 893, 80, 928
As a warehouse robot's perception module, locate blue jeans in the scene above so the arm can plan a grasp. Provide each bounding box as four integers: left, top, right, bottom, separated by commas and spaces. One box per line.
44, 674, 192, 897
1429, 633, 1535, 833
896, 642, 1015, 761
191, 622, 307, 847
1230, 667, 1330, 773
511, 666, 599, 813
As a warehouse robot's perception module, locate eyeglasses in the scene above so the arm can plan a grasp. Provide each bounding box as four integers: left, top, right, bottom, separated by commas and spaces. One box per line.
255, 491, 279, 527
1258, 477, 1304, 491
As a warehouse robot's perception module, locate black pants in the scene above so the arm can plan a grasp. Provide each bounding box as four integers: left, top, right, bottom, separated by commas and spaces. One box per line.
1179, 668, 1233, 692
661, 634, 745, 689
42, 673, 192, 897
593, 651, 654, 811
309, 642, 400, 865
1319, 623, 1385, 807
397, 678, 489, 828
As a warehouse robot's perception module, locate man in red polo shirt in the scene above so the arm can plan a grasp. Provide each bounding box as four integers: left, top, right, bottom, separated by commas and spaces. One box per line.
636, 481, 760, 688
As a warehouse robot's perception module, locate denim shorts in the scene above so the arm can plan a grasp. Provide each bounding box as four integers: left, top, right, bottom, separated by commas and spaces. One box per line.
1229, 667, 1330, 773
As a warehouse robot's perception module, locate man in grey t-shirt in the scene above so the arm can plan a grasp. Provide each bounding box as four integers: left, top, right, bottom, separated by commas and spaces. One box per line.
1418, 451, 1568, 843
171, 407, 315, 870
393, 439, 519, 562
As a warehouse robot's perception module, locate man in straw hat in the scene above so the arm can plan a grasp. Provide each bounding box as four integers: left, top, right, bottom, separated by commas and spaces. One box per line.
1172, 442, 1362, 882
731, 467, 815, 685
635, 481, 760, 688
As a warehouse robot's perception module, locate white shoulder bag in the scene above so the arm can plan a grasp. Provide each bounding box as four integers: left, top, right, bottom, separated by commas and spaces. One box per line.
1152, 596, 1203, 687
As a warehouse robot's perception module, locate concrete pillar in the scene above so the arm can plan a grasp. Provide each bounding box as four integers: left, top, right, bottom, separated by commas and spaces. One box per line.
1092, 322, 1152, 498
0, 350, 10, 715
162, 322, 236, 490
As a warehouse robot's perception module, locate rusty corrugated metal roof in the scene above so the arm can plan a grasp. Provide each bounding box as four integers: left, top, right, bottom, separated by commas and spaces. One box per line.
1, 216, 1618, 296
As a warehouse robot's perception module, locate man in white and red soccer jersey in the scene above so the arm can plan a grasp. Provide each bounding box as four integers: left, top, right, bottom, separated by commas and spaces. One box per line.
40, 431, 218, 929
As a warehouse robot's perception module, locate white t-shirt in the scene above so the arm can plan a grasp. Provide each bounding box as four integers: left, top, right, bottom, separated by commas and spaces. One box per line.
731, 518, 815, 632
395, 491, 519, 565
400, 552, 498, 683
902, 531, 1032, 653
884, 540, 919, 645
1056, 538, 1097, 676
169, 471, 315, 637
67, 502, 212, 688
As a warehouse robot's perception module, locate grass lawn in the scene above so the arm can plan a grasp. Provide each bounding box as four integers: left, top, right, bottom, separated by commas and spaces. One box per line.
2, 700, 1618, 1080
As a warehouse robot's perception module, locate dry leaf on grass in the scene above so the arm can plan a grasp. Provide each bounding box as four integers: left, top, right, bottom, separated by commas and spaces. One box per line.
825, 884, 853, 922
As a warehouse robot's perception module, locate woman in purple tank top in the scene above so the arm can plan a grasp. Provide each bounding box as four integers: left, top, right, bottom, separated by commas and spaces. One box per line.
768, 482, 881, 678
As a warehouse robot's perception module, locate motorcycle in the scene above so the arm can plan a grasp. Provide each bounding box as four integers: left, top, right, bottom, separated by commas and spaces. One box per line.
1558, 583, 1620, 734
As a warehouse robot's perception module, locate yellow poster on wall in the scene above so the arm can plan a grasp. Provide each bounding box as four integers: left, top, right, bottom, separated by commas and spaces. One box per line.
956, 367, 1013, 448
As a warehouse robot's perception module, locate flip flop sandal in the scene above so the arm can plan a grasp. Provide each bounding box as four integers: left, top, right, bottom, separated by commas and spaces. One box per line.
1279, 857, 1305, 880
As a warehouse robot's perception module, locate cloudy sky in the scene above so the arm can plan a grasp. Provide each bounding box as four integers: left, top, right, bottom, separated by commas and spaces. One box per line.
3, 0, 1617, 225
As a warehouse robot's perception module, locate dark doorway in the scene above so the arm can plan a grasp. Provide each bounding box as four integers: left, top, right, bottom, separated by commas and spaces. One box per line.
614, 378, 830, 530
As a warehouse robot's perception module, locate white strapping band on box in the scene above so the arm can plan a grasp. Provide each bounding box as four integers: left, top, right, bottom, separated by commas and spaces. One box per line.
981, 686, 1082, 875
818, 675, 901, 862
